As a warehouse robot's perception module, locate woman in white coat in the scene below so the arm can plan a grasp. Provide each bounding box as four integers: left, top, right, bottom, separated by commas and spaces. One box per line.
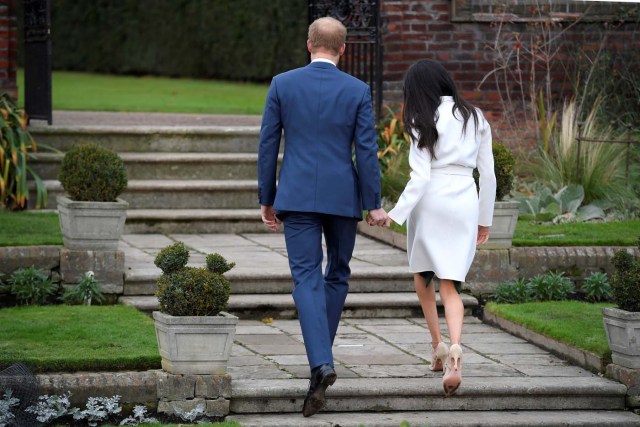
385, 59, 496, 396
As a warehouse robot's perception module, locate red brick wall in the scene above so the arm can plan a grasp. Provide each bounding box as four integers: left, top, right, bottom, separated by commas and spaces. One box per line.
0, 0, 17, 101
381, 0, 640, 145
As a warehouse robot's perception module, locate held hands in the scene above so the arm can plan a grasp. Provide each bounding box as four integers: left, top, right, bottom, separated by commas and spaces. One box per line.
366, 208, 391, 228
477, 225, 490, 245
261, 205, 282, 232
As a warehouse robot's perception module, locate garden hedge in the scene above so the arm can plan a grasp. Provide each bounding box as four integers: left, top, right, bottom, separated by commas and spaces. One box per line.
19, 0, 309, 81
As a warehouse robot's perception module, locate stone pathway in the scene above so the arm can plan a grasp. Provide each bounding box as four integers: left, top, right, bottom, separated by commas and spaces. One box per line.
116, 231, 640, 426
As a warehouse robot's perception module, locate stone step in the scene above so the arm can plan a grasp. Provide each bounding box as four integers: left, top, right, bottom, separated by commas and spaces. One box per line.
38, 180, 258, 210
118, 292, 478, 319
228, 411, 640, 427
124, 266, 417, 295
124, 209, 263, 234
31, 152, 278, 180
29, 125, 262, 153
228, 377, 627, 414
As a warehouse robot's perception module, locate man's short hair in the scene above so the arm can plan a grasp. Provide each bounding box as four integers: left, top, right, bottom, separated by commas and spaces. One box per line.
308, 17, 347, 55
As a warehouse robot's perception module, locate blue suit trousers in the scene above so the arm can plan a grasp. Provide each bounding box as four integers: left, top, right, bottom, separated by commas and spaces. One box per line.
281, 211, 358, 370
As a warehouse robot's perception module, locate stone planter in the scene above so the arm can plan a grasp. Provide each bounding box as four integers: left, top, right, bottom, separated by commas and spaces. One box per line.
153, 311, 238, 375
57, 195, 128, 251
602, 307, 640, 369
483, 201, 520, 249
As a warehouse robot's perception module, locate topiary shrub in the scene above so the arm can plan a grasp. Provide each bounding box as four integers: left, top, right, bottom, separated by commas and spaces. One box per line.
611, 241, 640, 312
59, 143, 127, 202
155, 242, 233, 316
474, 141, 515, 201
206, 253, 236, 275
154, 242, 189, 275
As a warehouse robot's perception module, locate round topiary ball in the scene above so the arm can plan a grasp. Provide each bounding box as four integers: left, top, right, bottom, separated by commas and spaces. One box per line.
206, 253, 236, 275
154, 242, 189, 275
59, 143, 127, 202
156, 267, 231, 316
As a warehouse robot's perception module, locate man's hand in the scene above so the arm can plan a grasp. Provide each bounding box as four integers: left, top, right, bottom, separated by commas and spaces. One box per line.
477, 225, 490, 245
366, 208, 390, 227
261, 205, 282, 232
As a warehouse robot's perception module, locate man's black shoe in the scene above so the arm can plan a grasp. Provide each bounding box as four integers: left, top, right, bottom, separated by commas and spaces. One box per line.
302, 364, 337, 417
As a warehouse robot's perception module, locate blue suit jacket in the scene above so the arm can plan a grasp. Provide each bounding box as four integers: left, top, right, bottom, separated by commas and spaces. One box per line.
258, 61, 381, 219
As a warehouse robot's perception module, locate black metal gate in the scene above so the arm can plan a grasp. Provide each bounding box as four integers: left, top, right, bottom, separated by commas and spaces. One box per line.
23, 0, 52, 124
308, 0, 383, 119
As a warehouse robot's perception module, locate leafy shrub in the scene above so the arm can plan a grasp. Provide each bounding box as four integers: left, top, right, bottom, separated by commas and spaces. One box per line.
581, 271, 612, 302
156, 267, 231, 316
8, 266, 55, 305
473, 142, 515, 201
513, 183, 606, 223
611, 243, 640, 312
493, 278, 533, 304
528, 271, 574, 301
493, 142, 515, 201
377, 105, 410, 201
154, 242, 189, 275
206, 253, 236, 275
58, 143, 127, 202
155, 242, 234, 316
532, 99, 632, 205
61, 271, 105, 306
0, 93, 48, 210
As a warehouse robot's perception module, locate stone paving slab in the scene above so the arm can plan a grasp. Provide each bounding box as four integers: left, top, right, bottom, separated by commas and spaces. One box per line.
228, 410, 640, 427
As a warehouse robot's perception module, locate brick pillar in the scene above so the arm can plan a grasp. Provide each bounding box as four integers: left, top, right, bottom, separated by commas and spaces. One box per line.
0, 0, 18, 100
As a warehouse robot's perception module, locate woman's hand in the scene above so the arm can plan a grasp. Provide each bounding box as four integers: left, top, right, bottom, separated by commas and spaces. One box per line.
477, 225, 490, 245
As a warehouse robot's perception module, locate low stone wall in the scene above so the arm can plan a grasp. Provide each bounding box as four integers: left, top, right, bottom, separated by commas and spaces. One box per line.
0, 246, 125, 304
34, 370, 231, 417
357, 224, 640, 295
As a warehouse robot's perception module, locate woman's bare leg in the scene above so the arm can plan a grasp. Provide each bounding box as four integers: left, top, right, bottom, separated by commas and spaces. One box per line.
413, 273, 442, 346
439, 279, 464, 345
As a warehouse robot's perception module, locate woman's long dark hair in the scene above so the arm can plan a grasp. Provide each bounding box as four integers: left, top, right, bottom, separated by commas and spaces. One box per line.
403, 59, 478, 158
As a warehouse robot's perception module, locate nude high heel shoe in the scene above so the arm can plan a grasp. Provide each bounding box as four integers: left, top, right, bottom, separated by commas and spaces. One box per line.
442, 343, 462, 396
429, 342, 449, 372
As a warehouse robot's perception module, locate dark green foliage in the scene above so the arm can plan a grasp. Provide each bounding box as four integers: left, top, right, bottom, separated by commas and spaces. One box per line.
528, 271, 575, 301
155, 242, 234, 316
494, 278, 534, 304
61, 272, 105, 305
24, 0, 307, 82
154, 242, 189, 275
581, 271, 612, 302
493, 142, 516, 200
8, 267, 56, 305
206, 253, 236, 275
58, 143, 127, 202
474, 142, 515, 201
156, 267, 231, 316
611, 247, 640, 312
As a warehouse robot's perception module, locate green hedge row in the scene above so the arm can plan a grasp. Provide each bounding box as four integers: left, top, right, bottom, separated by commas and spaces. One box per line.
24, 0, 309, 81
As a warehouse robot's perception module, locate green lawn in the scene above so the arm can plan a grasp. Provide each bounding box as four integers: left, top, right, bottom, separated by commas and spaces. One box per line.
0, 210, 62, 246
513, 219, 640, 246
17, 69, 268, 115
0, 305, 160, 372
485, 301, 613, 357
390, 218, 639, 246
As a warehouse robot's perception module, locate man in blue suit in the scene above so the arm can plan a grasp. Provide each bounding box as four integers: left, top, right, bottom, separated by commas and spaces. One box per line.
258, 16, 388, 417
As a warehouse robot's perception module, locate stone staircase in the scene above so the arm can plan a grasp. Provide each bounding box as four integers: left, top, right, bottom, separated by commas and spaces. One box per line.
29, 122, 267, 233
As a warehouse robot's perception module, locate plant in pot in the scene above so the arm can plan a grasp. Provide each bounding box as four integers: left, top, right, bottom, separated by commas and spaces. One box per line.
57, 143, 128, 250
602, 238, 640, 369
152, 242, 238, 375
474, 141, 519, 249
